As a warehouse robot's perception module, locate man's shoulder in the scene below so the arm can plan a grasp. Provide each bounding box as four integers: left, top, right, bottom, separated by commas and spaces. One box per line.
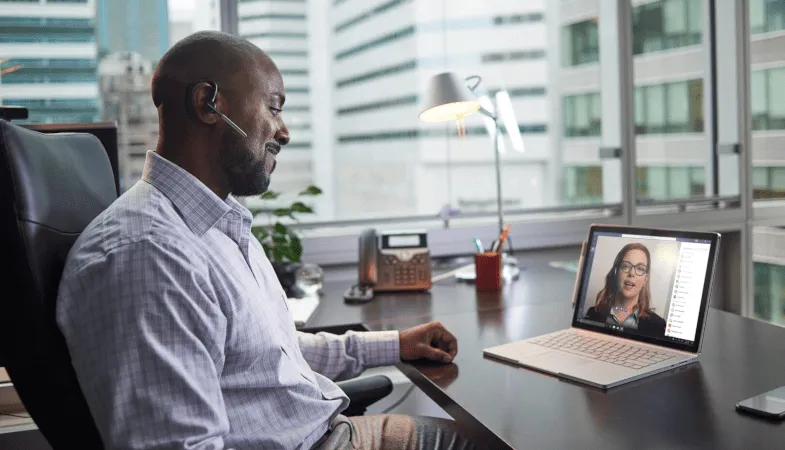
65, 181, 197, 276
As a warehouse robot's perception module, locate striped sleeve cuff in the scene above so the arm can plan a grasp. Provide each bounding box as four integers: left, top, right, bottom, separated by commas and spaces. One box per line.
356, 330, 401, 368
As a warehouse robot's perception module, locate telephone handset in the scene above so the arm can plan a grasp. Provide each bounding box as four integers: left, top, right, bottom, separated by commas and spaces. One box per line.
358, 228, 377, 286
343, 229, 378, 303
344, 229, 432, 303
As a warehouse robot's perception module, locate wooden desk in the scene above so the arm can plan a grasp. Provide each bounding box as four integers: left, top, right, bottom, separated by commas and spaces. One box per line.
309, 249, 785, 449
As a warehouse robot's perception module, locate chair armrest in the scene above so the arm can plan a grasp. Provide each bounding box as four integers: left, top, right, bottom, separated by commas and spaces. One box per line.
336, 375, 393, 416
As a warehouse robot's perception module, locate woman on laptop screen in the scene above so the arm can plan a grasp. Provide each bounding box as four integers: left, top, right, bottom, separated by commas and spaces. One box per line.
584, 243, 666, 337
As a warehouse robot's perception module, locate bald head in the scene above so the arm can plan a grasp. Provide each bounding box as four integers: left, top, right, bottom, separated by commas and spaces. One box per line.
152, 31, 273, 115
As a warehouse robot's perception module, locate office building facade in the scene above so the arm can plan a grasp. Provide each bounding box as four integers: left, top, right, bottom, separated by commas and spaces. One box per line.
96, 0, 170, 63
329, 0, 550, 220
98, 50, 157, 192
0, 0, 100, 124
238, 0, 316, 203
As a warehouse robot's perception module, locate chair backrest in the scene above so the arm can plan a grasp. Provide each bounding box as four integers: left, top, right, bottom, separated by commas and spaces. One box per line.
0, 120, 117, 449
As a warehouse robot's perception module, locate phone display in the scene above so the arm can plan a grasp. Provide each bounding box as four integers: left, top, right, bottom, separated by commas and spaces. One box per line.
736, 386, 785, 420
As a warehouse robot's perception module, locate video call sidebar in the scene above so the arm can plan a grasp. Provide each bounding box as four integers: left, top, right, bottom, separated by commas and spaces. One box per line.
665, 241, 711, 343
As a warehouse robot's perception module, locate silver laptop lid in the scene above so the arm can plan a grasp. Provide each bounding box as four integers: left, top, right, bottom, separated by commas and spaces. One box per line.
571, 225, 720, 354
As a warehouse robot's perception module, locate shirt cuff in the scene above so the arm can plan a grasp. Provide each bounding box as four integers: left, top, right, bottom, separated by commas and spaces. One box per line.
356, 330, 400, 368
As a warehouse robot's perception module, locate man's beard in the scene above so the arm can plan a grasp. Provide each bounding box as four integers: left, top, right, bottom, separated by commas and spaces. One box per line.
219, 133, 276, 197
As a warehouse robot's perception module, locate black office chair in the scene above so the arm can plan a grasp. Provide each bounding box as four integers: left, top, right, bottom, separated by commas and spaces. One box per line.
0, 119, 391, 448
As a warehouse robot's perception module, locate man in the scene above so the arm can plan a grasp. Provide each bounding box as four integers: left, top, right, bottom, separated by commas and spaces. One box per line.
56, 31, 479, 449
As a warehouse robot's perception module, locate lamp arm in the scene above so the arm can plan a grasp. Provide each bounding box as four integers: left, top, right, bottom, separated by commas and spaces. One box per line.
477, 106, 497, 121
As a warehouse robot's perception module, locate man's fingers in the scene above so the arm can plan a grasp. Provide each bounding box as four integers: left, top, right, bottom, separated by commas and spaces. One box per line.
429, 323, 458, 356
421, 344, 453, 363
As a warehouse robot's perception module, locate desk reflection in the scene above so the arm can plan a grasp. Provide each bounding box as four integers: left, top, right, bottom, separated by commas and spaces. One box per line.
582, 364, 718, 449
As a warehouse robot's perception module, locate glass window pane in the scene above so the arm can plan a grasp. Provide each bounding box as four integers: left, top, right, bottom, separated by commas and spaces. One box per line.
664, 0, 687, 35
686, 0, 702, 38
690, 167, 705, 196
574, 94, 589, 132
754, 167, 770, 188
647, 167, 669, 200
751, 70, 769, 130
768, 68, 785, 127
635, 87, 646, 131
751, 0, 765, 34
645, 85, 666, 132
669, 166, 690, 199
666, 81, 689, 132
589, 92, 601, 136
563, 96, 575, 137
771, 167, 785, 192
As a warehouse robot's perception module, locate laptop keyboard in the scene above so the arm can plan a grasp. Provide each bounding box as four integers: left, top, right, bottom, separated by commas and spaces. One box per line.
529, 331, 676, 370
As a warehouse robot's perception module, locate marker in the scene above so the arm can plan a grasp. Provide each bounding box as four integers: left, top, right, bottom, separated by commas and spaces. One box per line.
498, 224, 511, 250
473, 237, 484, 253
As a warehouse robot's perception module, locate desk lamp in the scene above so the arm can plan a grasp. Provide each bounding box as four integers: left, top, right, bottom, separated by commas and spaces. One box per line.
420, 72, 523, 281
419, 72, 524, 235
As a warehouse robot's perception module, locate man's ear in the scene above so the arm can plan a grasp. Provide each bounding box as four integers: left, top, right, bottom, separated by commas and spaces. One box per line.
190, 82, 220, 125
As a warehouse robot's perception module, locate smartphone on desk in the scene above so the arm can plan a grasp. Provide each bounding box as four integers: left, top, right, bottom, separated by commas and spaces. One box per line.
736, 386, 785, 420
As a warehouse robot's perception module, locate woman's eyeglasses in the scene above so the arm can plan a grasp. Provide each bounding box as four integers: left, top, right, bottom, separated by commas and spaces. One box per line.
619, 261, 648, 276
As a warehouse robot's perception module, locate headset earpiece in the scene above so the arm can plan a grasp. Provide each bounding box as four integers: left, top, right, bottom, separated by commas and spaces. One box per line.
184, 80, 248, 138
205, 81, 218, 111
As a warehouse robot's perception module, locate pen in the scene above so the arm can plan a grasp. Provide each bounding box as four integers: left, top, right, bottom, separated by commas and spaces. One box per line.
473, 237, 484, 253
491, 225, 511, 253
498, 225, 511, 250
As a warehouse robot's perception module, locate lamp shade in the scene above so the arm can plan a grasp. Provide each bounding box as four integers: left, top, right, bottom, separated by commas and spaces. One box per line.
419, 72, 481, 123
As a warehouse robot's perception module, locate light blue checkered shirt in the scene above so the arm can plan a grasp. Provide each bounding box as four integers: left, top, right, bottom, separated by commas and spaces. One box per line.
56, 151, 400, 450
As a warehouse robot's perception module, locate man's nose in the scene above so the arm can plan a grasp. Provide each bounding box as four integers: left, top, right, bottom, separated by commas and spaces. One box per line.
274, 124, 290, 146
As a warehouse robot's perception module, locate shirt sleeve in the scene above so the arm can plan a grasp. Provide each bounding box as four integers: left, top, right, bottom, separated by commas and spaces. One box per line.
56, 238, 229, 450
296, 330, 400, 381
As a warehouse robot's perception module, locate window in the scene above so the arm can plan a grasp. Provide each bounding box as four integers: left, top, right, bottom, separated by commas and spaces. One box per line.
563, 166, 603, 205
754, 262, 785, 326
562, 19, 599, 67
750, 0, 785, 34
632, 0, 702, 55
635, 79, 703, 134
636, 166, 706, 202
751, 67, 785, 131
563, 92, 601, 137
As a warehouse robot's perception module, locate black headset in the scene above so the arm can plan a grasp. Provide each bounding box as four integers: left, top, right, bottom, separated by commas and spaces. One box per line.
185, 80, 247, 138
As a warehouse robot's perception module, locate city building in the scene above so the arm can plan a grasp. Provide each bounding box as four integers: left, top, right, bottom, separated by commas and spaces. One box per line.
98, 50, 157, 191
0, 0, 100, 124
194, 0, 222, 33
96, 0, 170, 63
238, 0, 319, 212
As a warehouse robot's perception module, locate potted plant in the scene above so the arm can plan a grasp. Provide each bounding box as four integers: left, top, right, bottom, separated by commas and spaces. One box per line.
251, 185, 322, 297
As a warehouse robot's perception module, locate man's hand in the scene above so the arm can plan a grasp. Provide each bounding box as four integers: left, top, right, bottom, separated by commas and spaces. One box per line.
399, 321, 458, 363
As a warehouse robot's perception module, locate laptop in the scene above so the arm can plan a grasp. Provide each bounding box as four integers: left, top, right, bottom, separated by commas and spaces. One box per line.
483, 225, 720, 389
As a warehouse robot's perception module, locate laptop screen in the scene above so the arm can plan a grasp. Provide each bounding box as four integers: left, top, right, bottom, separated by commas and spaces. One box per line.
573, 228, 715, 349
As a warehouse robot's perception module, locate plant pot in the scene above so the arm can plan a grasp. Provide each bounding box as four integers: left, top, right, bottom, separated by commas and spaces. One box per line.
270, 261, 306, 299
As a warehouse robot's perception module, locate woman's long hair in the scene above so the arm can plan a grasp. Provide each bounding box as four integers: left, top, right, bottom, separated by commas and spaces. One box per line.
594, 243, 653, 318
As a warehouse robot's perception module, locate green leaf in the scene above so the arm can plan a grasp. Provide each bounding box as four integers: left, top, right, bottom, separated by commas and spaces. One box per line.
272, 235, 288, 245
287, 246, 302, 263
272, 245, 285, 263
290, 235, 303, 259
260, 190, 280, 200
273, 208, 293, 217
299, 185, 323, 196
290, 201, 314, 214
274, 222, 288, 235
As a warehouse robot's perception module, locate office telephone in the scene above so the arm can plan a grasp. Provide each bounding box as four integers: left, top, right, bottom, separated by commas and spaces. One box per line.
344, 229, 432, 302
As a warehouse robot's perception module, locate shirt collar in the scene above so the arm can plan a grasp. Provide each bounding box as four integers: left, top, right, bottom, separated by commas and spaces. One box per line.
142, 151, 233, 237
610, 306, 639, 322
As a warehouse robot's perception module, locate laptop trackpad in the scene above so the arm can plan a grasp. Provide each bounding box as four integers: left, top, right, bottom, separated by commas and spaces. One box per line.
521, 350, 593, 374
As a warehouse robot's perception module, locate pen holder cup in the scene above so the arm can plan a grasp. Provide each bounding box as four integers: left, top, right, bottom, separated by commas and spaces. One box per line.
474, 252, 502, 291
